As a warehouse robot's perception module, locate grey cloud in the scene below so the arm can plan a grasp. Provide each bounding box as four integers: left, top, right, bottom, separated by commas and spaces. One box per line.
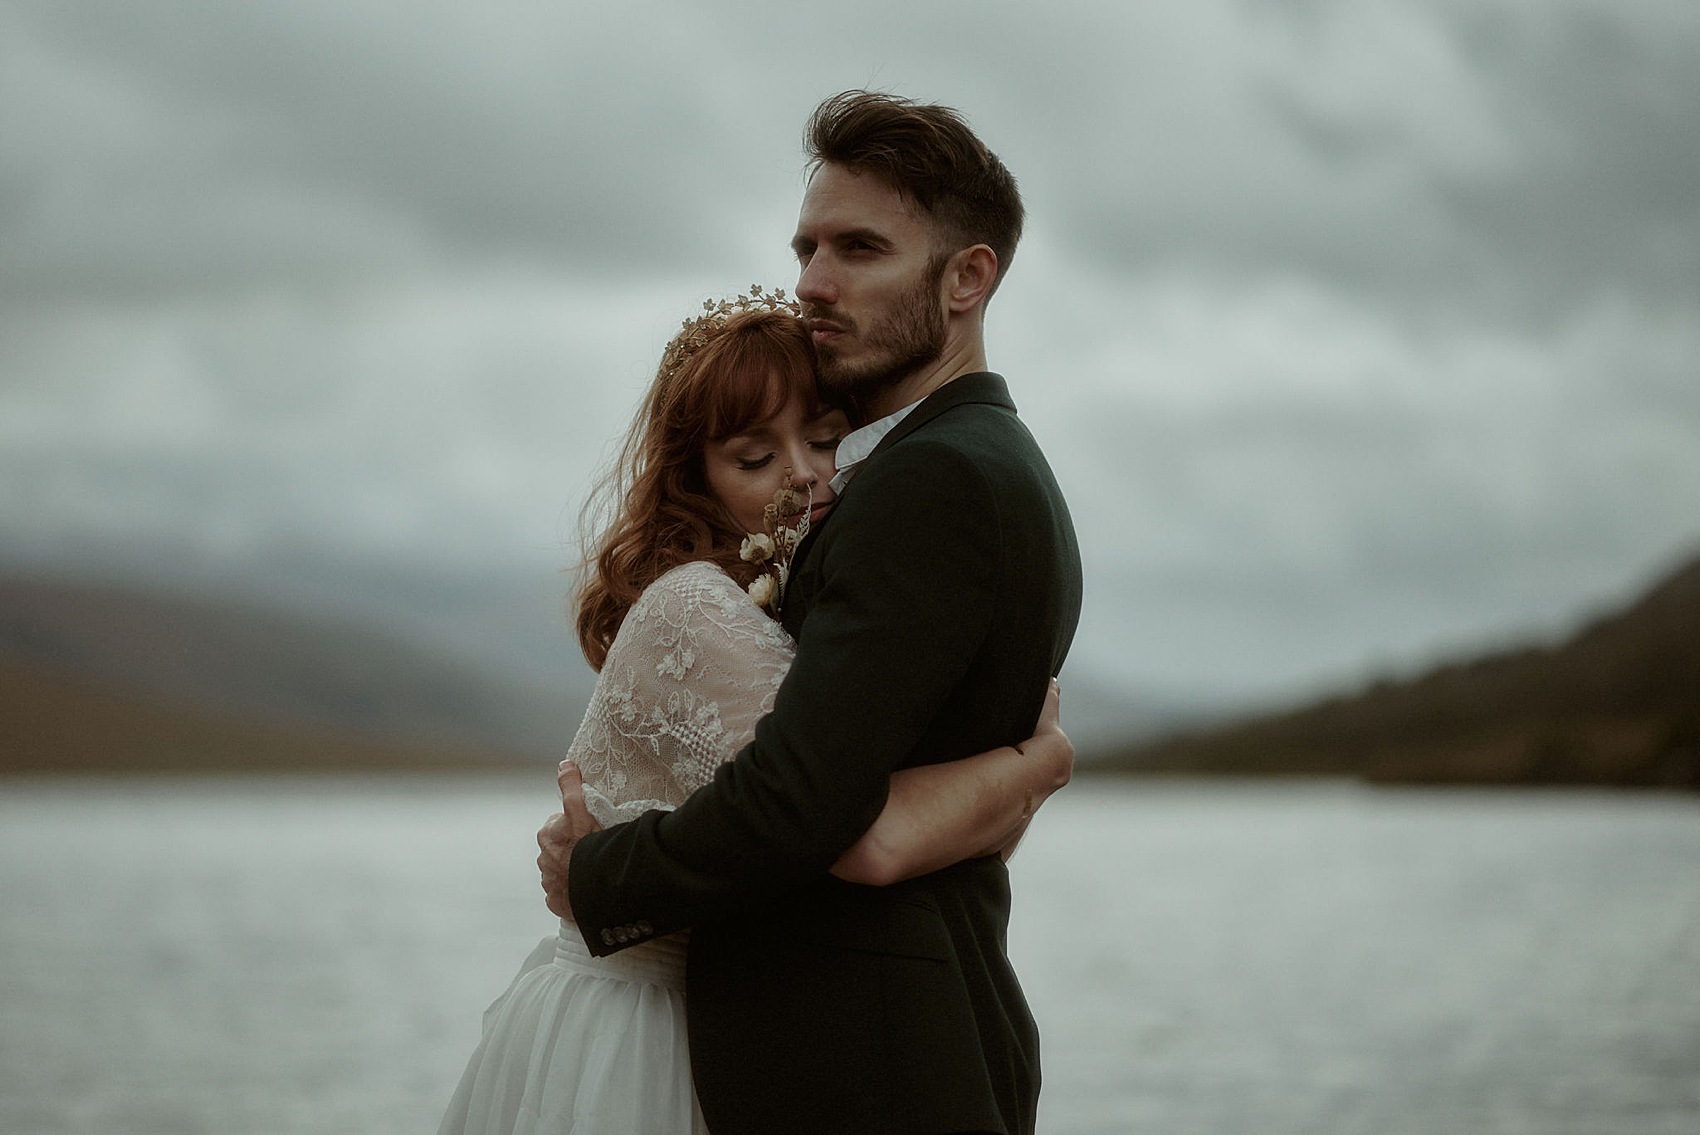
1, 0, 809, 298
12, 0, 1694, 316
1022, 1, 1700, 324
1006, 256, 1700, 699
1, 0, 1696, 716
1437, 4, 1700, 314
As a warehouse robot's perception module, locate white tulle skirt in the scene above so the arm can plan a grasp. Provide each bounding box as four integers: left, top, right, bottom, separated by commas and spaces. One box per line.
437, 920, 707, 1135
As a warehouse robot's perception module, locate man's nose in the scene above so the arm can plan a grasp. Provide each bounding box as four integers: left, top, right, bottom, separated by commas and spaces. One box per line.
795, 256, 834, 305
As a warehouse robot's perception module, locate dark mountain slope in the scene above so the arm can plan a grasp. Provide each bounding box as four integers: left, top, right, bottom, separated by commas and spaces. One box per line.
1101, 552, 1700, 787
0, 575, 579, 772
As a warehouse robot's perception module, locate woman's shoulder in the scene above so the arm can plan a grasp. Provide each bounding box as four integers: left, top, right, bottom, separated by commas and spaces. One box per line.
630, 560, 763, 622
643, 559, 738, 600
615, 558, 792, 660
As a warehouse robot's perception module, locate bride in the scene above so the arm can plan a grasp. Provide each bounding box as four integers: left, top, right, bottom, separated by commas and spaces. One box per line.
437, 291, 1071, 1135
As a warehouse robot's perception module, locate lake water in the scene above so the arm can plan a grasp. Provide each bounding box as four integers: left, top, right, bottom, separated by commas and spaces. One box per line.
1, 777, 1696, 1134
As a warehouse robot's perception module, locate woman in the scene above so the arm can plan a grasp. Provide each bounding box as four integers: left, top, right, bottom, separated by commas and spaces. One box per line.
437, 291, 1070, 1135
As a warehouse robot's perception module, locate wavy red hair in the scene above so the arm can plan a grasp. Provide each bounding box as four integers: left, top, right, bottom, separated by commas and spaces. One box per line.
575, 307, 824, 670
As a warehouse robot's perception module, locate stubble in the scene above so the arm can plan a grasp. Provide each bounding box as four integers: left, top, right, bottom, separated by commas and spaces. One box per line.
811, 254, 949, 406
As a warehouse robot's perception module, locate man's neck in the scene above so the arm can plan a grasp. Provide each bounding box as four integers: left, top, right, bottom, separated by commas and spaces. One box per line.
865, 337, 988, 421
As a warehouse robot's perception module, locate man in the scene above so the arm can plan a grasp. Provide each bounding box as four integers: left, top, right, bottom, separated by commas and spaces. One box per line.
540, 90, 1082, 1134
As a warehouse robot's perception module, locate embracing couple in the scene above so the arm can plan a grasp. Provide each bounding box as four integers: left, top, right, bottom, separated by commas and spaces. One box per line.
438, 90, 1083, 1135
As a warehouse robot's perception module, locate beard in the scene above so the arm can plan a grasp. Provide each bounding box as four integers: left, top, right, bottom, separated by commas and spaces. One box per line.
809, 256, 948, 405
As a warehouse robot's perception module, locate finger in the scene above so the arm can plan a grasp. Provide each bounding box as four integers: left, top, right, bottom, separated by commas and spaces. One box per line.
537, 812, 565, 851
1037, 679, 1062, 731
557, 759, 582, 804
558, 760, 603, 836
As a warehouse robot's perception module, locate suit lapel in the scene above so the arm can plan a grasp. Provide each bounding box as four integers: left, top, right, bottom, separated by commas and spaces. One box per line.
861, 372, 1015, 466
781, 373, 1014, 637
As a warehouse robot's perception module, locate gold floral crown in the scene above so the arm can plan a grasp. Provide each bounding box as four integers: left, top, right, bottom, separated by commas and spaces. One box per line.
658, 285, 802, 385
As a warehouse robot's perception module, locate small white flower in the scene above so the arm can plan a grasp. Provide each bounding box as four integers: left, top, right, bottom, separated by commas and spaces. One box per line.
740, 533, 776, 563
656, 646, 691, 680
747, 574, 776, 607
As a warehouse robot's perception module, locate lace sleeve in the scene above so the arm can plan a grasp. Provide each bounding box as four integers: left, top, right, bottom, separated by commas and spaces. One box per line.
563, 561, 797, 826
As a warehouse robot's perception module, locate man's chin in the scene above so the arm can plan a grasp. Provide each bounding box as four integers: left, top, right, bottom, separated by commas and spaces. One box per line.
816, 361, 876, 399
819, 353, 902, 401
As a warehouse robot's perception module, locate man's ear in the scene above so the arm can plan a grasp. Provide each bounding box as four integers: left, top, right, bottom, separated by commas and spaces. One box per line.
944, 245, 998, 315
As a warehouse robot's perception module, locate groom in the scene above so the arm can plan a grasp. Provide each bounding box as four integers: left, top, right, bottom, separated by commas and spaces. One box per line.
540, 91, 1082, 1135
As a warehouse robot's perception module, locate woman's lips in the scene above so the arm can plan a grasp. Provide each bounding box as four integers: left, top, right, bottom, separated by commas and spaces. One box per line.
789, 499, 834, 526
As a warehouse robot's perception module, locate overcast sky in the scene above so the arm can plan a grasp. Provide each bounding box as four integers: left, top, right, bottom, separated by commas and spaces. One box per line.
3, 0, 1697, 728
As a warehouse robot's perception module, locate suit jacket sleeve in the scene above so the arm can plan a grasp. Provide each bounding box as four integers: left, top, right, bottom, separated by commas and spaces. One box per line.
566, 432, 1003, 954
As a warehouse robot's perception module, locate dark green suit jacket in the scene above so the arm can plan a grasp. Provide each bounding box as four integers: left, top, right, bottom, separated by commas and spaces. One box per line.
568, 372, 1082, 1134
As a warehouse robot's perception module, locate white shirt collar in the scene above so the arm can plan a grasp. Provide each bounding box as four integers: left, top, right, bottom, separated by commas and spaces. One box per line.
829, 400, 922, 494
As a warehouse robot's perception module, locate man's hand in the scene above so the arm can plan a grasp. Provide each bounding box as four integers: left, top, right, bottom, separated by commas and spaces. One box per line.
537, 759, 602, 920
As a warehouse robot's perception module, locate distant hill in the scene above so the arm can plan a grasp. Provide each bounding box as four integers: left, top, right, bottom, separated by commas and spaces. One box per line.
1099, 552, 1700, 788
0, 658, 538, 774
0, 576, 581, 774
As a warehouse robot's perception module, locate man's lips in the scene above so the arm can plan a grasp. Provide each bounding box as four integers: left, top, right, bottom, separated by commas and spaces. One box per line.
806, 318, 847, 343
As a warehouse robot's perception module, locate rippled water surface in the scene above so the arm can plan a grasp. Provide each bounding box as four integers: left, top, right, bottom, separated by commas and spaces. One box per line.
2, 777, 1697, 1134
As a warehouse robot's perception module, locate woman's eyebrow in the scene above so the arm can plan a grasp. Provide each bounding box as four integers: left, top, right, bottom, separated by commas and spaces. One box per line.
718, 424, 779, 446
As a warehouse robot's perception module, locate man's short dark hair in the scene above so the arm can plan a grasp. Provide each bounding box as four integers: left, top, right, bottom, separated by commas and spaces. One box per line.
805, 90, 1024, 298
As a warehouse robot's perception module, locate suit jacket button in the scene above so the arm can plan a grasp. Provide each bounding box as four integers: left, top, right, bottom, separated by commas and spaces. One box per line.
637, 920, 654, 936
600, 928, 615, 946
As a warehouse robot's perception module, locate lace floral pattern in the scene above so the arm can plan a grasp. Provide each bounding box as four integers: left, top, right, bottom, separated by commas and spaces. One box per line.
566, 561, 796, 826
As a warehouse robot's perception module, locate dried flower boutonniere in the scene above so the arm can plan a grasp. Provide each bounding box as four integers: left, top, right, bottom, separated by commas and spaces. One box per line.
739, 468, 811, 613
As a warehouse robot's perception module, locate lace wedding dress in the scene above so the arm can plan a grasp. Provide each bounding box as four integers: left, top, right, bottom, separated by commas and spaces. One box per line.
437, 561, 794, 1135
